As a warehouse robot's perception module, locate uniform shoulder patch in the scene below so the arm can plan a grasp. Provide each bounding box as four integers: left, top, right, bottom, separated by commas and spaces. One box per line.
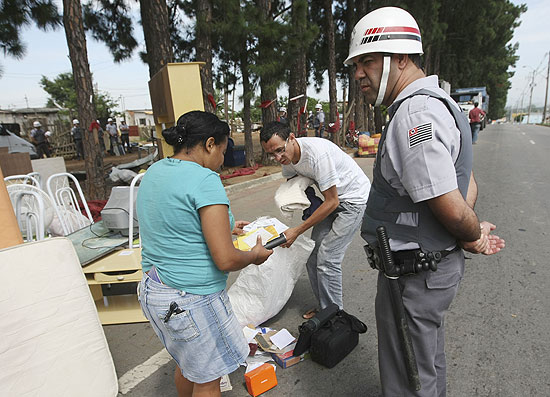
407, 122, 433, 148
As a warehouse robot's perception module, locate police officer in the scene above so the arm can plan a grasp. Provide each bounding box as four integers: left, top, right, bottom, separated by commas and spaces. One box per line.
345, 7, 505, 396
313, 103, 325, 138
71, 119, 84, 160
30, 121, 51, 158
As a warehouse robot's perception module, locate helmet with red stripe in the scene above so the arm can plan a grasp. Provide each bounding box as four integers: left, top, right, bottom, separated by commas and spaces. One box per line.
345, 7, 423, 106
344, 7, 423, 65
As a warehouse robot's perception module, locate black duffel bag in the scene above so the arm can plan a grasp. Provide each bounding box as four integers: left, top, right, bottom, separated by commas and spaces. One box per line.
309, 310, 368, 368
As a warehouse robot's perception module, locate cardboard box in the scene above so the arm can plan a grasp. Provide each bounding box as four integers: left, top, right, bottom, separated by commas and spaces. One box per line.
244, 363, 277, 396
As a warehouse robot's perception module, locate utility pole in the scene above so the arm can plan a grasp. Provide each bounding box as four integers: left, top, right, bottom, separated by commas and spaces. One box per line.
543, 51, 550, 125
527, 70, 536, 124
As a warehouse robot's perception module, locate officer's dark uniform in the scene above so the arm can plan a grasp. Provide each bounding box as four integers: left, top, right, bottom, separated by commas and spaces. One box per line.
361, 76, 473, 396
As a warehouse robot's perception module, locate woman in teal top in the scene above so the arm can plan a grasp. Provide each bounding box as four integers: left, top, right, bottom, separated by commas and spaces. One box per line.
137, 111, 272, 396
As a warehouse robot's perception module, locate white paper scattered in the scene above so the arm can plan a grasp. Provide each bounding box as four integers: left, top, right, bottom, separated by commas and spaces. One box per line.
220, 374, 232, 392
269, 328, 295, 350
245, 362, 277, 373
118, 250, 134, 256
242, 326, 259, 343
242, 217, 289, 235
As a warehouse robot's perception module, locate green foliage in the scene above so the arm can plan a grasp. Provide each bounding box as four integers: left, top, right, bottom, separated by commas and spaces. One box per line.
40, 72, 119, 119
0, 0, 60, 74
82, 0, 138, 62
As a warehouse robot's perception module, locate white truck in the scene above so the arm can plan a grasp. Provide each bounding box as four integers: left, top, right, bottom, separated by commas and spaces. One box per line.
450, 87, 489, 129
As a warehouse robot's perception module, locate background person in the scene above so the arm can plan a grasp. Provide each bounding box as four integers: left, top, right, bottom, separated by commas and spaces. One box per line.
106, 117, 123, 155
137, 110, 272, 397
313, 103, 325, 138
469, 102, 486, 144
260, 121, 370, 318
119, 119, 131, 153
30, 120, 51, 158
346, 7, 505, 396
70, 119, 84, 160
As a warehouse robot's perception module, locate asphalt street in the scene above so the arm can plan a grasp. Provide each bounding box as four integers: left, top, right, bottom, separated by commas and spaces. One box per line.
104, 123, 550, 396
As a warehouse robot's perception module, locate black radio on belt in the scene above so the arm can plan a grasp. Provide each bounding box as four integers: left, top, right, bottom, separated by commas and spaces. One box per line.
364, 243, 443, 278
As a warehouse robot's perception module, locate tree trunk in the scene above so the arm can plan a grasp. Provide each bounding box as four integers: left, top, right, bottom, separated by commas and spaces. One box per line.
288, 0, 308, 136
140, 0, 173, 78
257, 0, 277, 165
240, 53, 255, 167
196, 0, 215, 113
63, 0, 105, 200
325, 0, 338, 144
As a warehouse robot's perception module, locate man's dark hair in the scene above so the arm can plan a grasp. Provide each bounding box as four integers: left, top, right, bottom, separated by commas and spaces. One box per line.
260, 121, 290, 143
409, 54, 423, 70
474, 102, 479, 107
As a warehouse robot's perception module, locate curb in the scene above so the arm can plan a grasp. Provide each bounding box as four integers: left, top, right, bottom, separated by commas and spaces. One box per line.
224, 172, 283, 195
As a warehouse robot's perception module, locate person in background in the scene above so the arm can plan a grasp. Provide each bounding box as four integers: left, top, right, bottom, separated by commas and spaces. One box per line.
70, 119, 84, 160
137, 110, 272, 397
346, 7, 505, 396
278, 107, 288, 124
106, 117, 124, 155
30, 120, 51, 158
89, 119, 106, 155
119, 119, 131, 153
468, 102, 486, 144
260, 121, 370, 319
313, 103, 325, 138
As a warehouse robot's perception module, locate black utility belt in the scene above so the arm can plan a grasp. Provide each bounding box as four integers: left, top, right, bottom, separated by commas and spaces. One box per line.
364, 245, 460, 278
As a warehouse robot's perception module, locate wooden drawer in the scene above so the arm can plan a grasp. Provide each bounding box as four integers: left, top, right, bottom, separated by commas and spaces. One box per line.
87, 269, 143, 284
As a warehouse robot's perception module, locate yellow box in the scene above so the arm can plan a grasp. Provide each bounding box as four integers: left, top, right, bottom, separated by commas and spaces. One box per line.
245, 363, 277, 396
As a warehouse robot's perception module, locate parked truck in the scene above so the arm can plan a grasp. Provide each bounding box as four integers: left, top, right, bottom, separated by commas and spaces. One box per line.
450, 87, 489, 129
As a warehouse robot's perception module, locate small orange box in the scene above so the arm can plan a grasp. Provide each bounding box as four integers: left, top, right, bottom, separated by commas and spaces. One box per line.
244, 363, 277, 396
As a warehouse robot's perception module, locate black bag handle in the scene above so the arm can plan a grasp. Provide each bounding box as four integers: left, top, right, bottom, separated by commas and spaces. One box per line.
338, 310, 368, 334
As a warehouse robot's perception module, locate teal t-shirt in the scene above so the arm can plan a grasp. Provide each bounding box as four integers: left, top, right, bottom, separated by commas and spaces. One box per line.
137, 158, 235, 294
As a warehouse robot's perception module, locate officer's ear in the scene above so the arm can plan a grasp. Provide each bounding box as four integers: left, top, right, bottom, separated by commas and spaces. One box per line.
395, 54, 408, 70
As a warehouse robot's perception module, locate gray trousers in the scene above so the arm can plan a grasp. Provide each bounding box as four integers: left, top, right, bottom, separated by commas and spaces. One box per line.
376, 250, 464, 397
306, 201, 366, 310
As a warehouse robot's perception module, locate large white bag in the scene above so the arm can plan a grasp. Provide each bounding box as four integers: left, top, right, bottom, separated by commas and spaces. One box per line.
228, 234, 315, 327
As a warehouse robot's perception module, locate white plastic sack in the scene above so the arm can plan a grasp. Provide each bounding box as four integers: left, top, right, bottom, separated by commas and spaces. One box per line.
109, 166, 137, 183
228, 234, 315, 327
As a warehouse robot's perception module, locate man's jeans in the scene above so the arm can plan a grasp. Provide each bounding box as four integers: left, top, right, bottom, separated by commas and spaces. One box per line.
306, 201, 366, 310
470, 122, 481, 144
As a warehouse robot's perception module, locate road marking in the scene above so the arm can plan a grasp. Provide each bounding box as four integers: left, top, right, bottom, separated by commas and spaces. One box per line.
118, 348, 172, 394
529, 140, 535, 145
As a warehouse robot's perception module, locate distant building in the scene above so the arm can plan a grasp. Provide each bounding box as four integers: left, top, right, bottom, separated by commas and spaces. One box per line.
120, 109, 155, 129
0, 107, 68, 136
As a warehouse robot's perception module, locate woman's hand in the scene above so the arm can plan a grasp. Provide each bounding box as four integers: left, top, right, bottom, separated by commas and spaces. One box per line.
250, 235, 273, 265
232, 220, 250, 235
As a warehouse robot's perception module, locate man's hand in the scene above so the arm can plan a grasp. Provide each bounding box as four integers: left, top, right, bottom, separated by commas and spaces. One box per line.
232, 220, 250, 236
280, 227, 300, 248
460, 221, 505, 255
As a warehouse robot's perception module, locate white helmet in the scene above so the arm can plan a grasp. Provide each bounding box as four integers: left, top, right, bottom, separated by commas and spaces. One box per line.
73, 119, 79, 125
33, 121, 41, 128
315, 103, 322, 110
279, 107, 286, 112
345, 7, 423, 106
107, 117, 113, 122
45, 131, 52, 137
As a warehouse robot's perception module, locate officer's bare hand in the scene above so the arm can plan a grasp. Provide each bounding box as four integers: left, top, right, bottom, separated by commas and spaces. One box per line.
480, 222, 505, 255
250, 235, 273, 265
232, 220, 250, 235
280, 227, 299, 248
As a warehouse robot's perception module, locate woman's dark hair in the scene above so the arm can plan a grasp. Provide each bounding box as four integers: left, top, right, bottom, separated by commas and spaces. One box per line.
162, 110, 229, 154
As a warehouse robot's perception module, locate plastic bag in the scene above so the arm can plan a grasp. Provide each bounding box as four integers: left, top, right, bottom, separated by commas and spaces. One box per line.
228, 234, 315, 327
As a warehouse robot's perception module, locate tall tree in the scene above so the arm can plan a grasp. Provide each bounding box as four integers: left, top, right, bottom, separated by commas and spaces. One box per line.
287, 0, 316, 136
324, 0, 338, 143
63, 0, 105, 200
140, 0, 173, 77
196, 0, 215, 113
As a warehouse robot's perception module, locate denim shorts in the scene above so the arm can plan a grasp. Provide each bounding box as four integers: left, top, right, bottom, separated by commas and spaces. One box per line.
137, 273, 249, 383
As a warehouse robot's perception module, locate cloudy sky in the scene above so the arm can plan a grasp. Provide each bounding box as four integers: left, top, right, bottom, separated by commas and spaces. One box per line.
0, 0, 547, 113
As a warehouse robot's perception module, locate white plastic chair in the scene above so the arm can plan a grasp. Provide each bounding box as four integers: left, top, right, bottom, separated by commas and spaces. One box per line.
128, 172, 144, 248
46, 172, 94, 235
6, 184, 55, 242
4, 174, 40, 187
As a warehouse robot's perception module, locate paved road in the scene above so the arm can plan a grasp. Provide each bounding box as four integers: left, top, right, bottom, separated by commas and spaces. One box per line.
104, 123, 550, 396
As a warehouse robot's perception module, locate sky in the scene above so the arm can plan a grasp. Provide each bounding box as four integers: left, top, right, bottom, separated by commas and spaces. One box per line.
0, 0, 548, 114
